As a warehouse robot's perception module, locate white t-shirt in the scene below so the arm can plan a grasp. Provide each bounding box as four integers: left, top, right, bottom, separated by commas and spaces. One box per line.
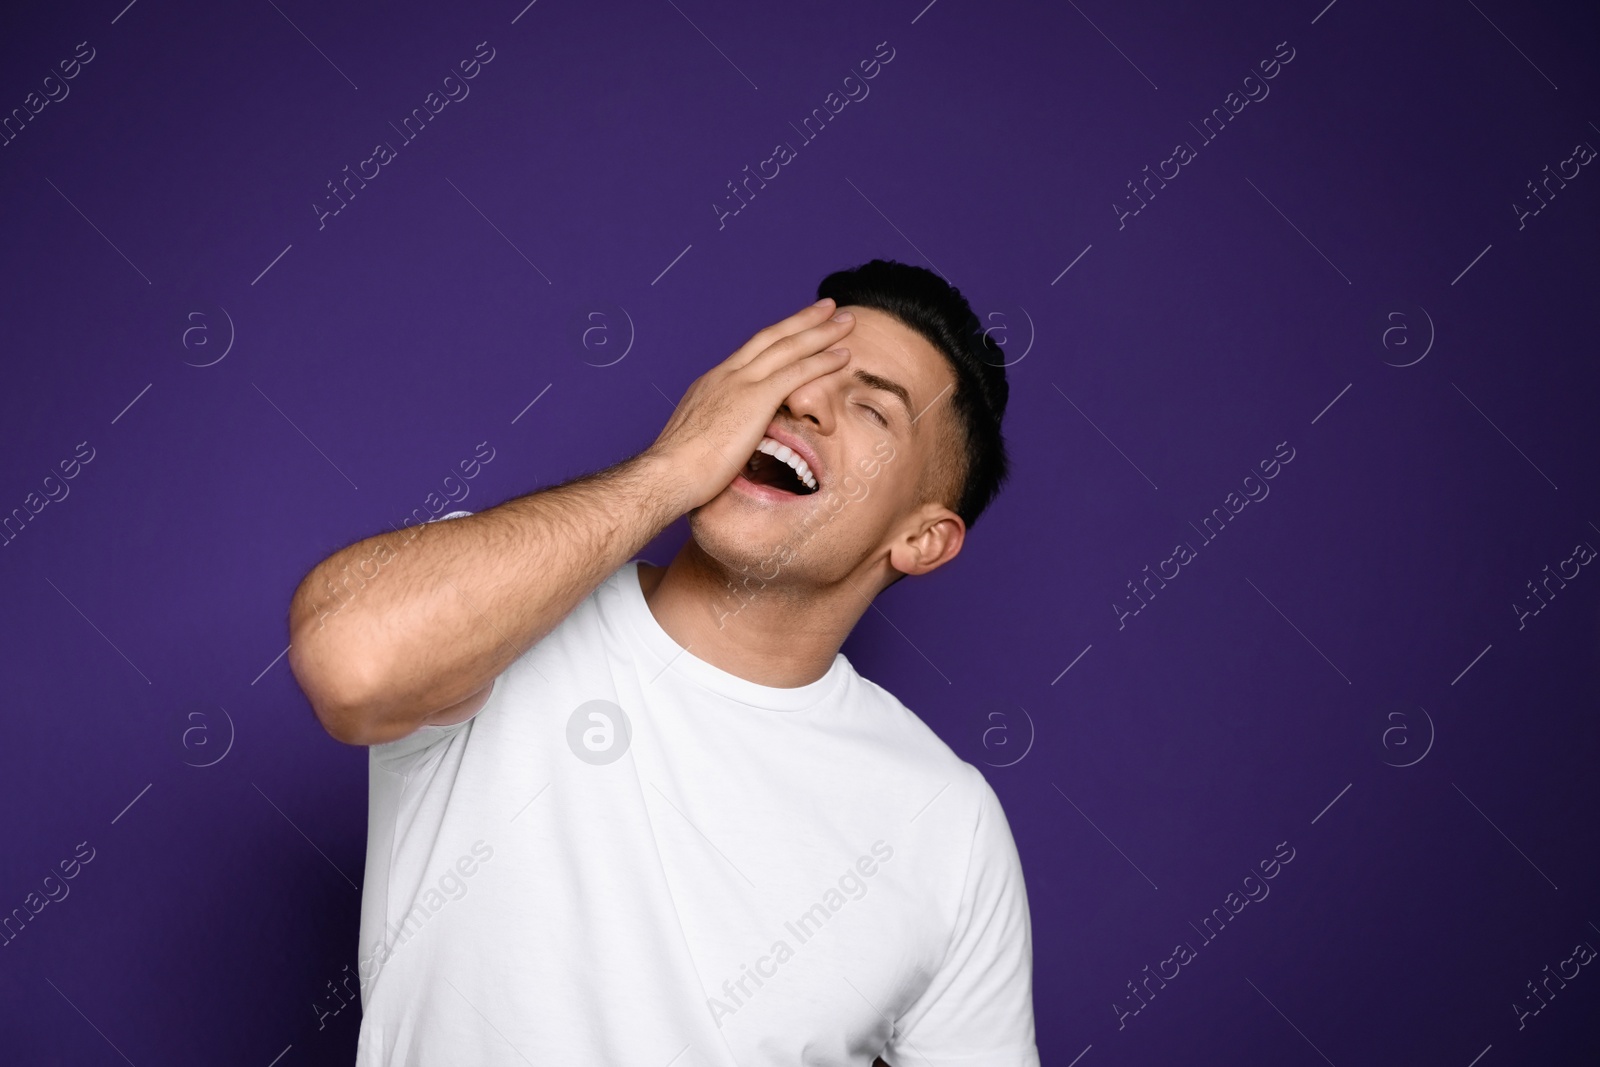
353, 525, 1037, 1066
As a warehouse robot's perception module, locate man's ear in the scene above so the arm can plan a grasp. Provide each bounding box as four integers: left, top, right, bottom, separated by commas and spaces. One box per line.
886, 506, 964, 579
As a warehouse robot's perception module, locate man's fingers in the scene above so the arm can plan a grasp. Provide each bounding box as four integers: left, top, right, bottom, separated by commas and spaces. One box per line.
740, 310, 855, 381
746, 347, 851, 414
727, 298, 838, 370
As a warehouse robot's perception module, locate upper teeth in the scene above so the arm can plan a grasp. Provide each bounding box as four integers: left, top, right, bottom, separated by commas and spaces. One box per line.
755, 437, 817, 490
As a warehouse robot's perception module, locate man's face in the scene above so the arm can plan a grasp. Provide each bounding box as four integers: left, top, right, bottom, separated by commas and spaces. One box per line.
687, 305, 964, 588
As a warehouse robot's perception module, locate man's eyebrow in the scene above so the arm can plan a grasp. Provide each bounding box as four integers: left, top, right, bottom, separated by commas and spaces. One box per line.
852, 369, 915, 425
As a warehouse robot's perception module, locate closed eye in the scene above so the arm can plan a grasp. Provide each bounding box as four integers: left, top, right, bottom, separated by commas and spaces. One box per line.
859, 403, 887, 426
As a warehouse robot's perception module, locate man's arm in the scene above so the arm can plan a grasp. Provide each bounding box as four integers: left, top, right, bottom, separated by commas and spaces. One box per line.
287, 456, 681, 746
286, 298, 855, 747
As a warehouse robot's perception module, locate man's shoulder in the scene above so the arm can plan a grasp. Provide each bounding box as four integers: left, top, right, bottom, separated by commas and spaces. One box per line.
848, 670, 956, 749
843, 670, 994, 804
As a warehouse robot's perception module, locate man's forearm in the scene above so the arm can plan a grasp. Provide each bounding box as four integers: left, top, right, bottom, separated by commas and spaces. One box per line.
288, 449, 684, 745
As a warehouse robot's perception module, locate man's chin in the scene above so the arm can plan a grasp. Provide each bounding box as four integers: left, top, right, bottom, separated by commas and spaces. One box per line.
688, 495, 815, 572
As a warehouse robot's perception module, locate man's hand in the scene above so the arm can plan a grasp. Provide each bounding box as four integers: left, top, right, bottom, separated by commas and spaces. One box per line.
644, 297, 855, 512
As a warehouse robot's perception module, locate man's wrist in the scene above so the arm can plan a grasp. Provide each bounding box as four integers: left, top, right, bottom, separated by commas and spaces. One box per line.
623, 447, 693, 531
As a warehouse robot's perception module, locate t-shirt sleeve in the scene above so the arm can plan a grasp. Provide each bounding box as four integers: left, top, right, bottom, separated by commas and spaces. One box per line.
368, 508, 482, 771
882, 768, 1039, 1067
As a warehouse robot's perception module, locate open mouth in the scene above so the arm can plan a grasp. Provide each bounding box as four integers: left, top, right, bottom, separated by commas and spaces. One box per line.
741, 437, 819, 496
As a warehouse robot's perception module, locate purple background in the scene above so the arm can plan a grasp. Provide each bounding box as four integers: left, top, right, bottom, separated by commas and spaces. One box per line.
3, 0, 1597, 1063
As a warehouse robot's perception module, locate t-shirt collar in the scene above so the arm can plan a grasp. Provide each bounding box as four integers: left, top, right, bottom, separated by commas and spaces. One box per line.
616, 560, 848, 712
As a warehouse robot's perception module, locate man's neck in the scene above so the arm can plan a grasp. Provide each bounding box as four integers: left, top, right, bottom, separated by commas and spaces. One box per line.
638, 540, 882, 690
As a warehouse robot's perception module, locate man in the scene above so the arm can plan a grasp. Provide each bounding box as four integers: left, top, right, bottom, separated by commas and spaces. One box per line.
287, 259, 1038, 1065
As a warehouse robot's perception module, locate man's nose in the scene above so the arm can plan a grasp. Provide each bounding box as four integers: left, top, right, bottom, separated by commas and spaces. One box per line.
779, 367, 843, 429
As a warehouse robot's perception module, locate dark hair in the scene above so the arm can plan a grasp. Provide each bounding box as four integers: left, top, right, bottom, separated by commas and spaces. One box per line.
815, 259, 1010, 531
